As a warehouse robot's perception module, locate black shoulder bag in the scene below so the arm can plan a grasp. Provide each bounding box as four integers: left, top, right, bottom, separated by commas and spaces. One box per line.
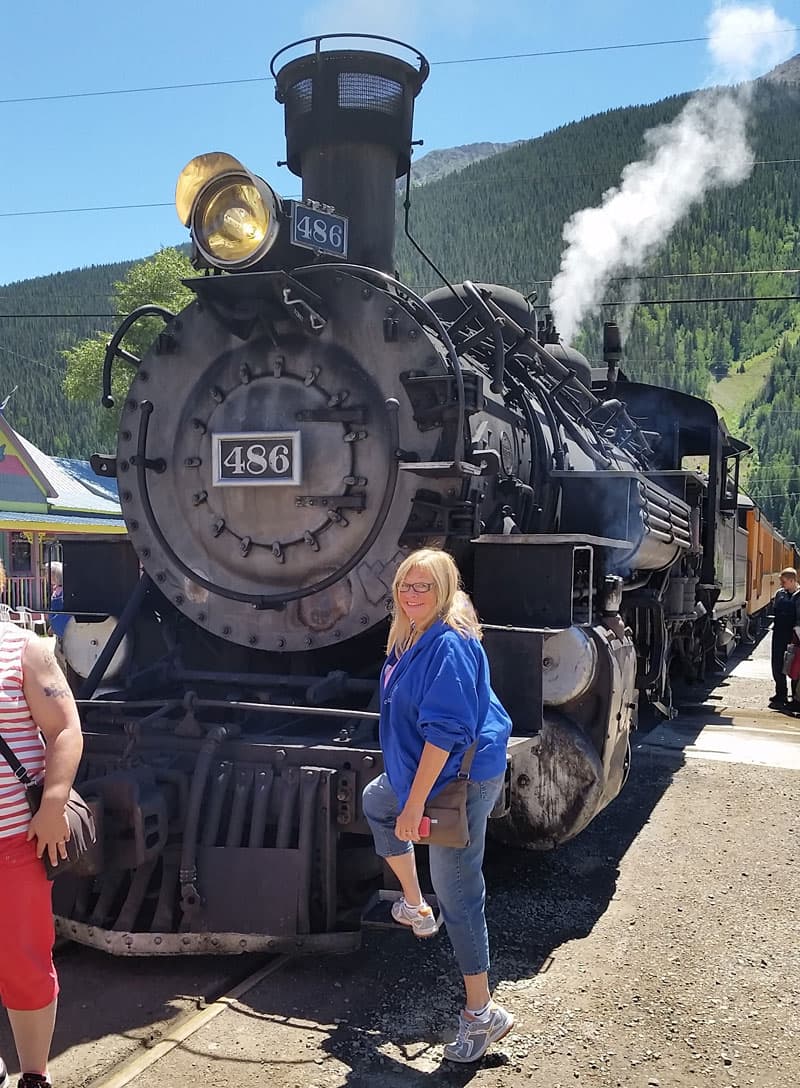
0, 734, 96, 880
420, 742, 477, 849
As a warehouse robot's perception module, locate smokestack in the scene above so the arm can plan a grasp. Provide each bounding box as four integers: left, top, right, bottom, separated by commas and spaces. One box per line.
273, 38, 428, 272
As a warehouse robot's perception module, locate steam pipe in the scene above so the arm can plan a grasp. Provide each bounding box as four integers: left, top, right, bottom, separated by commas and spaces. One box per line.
201, 762, 233, 846
476, 287, 598, 414
543, 387, 613, 469
403, 169, 463, 305
248, 769, 274, 848
179, 726, 228, 927
511, 364, 566, 471
226, 767, 252, 846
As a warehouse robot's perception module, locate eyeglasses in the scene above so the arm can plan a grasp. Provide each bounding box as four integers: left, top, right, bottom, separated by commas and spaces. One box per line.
397, 581, 434, 594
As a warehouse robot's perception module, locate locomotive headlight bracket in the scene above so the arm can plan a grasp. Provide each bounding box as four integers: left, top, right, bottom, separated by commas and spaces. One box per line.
175, 152, 283, 271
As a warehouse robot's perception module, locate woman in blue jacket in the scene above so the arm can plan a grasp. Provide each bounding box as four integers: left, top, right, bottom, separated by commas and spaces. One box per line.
362, 548, 514, 1063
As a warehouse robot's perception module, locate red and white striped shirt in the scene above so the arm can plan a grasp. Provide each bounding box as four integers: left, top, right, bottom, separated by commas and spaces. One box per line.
0, 625, 45, 839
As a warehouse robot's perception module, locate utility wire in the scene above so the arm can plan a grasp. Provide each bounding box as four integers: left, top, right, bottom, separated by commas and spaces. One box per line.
600, 294, 800, 306
430, 31, 800, 67
3, 157, 796, 218
0, 201, 174, 219
0, 314, 118, 319
4, 264, 800, 305
1, 28, 797, 105
3, 291, 800, 319
0, 343, 64, 375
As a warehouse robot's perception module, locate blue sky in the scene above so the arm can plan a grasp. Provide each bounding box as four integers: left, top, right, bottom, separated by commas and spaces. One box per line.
0, 0, 797, 287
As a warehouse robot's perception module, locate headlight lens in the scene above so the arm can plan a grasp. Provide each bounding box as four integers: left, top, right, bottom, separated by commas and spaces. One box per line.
175, 154, 282, 271
193, 173, 280, 269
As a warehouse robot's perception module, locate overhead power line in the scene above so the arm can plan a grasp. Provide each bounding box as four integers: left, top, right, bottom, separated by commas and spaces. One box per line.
601, 294, 800, 306
3, 291, 800, 320
1, 158, 797, 220
0, 28, 797, 106
0, 343, 64, 375
0, 201, 174, 219
431, 29, 800, 67
0, 313, 118, 319
8, 265, 799, 304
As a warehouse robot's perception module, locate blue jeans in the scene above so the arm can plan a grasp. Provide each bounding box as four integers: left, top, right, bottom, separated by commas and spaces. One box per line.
362, 771, 504, 976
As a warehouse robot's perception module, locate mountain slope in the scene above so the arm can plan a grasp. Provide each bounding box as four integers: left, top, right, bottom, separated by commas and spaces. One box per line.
405, 141, 520, 187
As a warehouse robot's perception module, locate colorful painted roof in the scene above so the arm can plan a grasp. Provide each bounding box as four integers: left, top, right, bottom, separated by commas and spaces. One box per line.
0, 414, 125, 533
53, 458, 120, 505
0, 511, 126, 532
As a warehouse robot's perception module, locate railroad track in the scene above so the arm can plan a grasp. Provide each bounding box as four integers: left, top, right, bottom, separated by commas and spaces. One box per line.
86, 956, 292, 1088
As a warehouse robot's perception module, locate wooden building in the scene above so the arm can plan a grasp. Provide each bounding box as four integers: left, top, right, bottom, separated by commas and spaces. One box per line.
0, 414, 125, 610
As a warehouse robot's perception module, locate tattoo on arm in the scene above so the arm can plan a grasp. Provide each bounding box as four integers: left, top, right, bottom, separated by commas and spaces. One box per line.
43, 684, 71, 698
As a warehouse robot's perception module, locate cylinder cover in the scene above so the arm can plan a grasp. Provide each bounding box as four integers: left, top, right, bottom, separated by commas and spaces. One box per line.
541, 626, 598, 705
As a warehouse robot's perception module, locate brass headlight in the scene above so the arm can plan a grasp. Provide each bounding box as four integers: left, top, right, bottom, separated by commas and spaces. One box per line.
175, 153, 282, 270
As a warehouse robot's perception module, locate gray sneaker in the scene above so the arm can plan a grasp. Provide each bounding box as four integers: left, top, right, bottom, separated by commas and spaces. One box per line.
390, 896, 439, 937
443, 1004, 515, 1063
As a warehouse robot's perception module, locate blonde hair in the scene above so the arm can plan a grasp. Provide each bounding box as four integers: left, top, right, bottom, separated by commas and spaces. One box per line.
781, 567, 797, 580
387, 548, 482, 656
49, 561, 64, 587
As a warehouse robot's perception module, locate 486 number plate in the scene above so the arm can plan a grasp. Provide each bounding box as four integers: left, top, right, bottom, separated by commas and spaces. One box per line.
290, 202, 348, 259
212, 432, 302, 486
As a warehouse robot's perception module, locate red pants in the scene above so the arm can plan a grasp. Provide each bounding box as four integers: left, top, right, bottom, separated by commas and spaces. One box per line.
0, 833, 59, 1010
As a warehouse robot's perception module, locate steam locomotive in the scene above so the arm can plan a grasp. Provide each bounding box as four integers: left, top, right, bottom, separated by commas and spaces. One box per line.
53, 36, 779, 954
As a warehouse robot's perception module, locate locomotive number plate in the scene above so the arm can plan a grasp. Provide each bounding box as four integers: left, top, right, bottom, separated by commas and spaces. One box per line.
290, 202, 349, 259
212, 432, 302, 487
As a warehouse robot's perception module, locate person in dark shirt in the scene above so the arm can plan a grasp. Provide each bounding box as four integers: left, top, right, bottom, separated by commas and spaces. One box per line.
769, 567, 800, 708
46, 563, 69, 642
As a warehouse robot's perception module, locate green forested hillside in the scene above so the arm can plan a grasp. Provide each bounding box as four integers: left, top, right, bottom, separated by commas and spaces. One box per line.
1, 78, 798, 533
0, 261, 133, 454
742, 332, 800, 539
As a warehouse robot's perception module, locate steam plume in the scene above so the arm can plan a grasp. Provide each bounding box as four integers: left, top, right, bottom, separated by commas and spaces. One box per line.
549, 3, 797, 344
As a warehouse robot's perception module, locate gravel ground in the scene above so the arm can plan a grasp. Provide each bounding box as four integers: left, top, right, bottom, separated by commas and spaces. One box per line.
2, 634, 797, 1088
121, 632, 800, 1088
115, 750, 799, 1088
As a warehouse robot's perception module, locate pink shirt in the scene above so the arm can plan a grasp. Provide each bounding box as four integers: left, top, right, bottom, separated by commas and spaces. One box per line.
0, 626, 45, 839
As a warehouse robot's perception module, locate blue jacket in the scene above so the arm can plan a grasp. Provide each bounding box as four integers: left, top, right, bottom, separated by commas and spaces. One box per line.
380, 620, 512, 808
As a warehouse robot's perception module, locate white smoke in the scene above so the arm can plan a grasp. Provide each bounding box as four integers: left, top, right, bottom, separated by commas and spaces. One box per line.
549, 3, 797, 344
708, 2, 797, 81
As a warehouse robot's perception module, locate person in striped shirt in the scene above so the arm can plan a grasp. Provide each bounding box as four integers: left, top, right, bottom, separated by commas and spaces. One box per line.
0, 558, 83, 1088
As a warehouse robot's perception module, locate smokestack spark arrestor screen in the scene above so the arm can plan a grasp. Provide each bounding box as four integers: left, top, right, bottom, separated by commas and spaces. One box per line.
272, 35, 429, 179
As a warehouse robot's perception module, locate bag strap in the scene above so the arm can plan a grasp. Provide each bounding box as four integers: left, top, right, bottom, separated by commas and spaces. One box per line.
457, 741, 478, 780
0, 733, 37, 787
